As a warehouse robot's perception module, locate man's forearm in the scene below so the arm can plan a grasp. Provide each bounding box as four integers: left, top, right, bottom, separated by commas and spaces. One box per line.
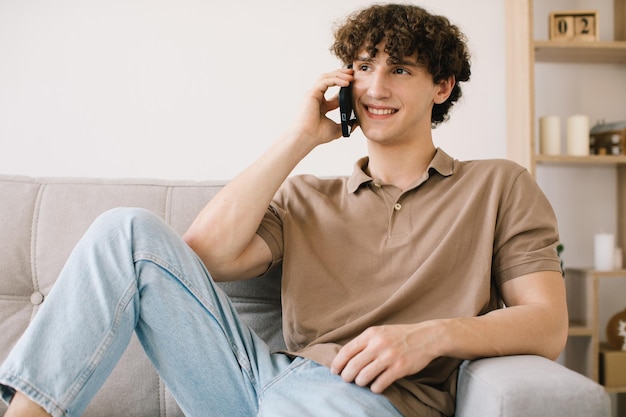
437, 271, 568, 361
183, 132, 314, 280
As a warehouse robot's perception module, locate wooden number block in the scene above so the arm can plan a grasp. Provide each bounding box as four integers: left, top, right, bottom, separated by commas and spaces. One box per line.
552, 15, 575, 40
550, 11, 599, 41
574, 15, 597, 40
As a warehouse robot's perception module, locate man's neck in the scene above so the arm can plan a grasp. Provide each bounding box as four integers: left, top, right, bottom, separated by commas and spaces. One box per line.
365, 141, 436, 191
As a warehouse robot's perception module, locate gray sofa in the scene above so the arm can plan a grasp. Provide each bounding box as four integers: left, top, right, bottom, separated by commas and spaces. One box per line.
0, 174, 611, 416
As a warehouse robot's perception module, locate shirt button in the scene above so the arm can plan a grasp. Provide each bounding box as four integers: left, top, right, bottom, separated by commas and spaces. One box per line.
30, 291, 44, 305
394, 203, 402, 211
373, 183, 382, 188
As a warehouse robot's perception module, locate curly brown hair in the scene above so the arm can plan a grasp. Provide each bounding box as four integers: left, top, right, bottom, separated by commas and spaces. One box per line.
331, 4, 471, 126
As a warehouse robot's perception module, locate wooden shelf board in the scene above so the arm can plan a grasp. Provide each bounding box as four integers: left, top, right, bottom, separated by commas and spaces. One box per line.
568, 321, 594, 336
535, 154, 626, 166
534, 40, 626, 64
566, 268, 626, 277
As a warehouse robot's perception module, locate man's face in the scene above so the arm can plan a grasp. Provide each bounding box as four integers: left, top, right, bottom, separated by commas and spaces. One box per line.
351, 47, 447, 145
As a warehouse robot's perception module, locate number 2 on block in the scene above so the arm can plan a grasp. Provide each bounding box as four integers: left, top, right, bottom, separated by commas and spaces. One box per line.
574, 16, 595, 39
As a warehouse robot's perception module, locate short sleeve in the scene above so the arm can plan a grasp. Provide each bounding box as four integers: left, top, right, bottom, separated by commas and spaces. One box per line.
491, 169, 562, 285
256, 203, 284, 267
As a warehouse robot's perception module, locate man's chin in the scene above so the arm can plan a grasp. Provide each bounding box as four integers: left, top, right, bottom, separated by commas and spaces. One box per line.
361, 126, 396, 144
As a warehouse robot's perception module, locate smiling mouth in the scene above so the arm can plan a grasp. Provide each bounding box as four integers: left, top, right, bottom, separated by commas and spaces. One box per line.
367, 106, 397, 115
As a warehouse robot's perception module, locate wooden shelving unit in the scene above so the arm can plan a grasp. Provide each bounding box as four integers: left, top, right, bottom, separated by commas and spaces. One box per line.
523, 0, 626, 410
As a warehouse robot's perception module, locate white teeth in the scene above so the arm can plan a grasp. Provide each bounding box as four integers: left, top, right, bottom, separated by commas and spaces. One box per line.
368, 107, 395, 115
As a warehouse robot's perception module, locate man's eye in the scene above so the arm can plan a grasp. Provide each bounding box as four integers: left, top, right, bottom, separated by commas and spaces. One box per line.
394, 68, 409, 75
358, 64, 370, 71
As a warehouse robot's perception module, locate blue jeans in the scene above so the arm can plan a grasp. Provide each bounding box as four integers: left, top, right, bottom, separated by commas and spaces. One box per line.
0, 208, 402, 417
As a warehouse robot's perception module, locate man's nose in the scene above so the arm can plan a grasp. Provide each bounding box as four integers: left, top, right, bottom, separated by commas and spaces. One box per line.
366, 72, 391, 100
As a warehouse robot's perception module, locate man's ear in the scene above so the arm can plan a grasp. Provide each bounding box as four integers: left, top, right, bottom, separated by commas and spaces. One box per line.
434, 76, 456, 104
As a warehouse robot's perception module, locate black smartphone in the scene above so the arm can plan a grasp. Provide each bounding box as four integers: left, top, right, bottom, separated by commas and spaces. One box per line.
339, 65, 357, 137
339, 84, 357, 137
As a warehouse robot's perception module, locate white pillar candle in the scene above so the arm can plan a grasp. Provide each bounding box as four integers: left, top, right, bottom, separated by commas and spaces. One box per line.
539, 116, 561, 155
594, 233, 615, 271
567, 115, 590, 156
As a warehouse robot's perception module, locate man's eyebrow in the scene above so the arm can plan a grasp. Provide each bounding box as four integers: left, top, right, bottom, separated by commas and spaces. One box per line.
354, 55, 421, 67
388, 57, 421, 67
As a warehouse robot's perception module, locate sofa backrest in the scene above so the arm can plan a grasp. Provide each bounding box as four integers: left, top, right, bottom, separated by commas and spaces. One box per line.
0, 175, 284, 416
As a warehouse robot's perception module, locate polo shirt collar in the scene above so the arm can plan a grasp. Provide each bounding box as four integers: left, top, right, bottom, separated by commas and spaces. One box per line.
346, 147, 455, 194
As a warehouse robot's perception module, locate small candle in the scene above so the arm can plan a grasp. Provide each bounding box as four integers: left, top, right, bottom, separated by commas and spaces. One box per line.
594, 233, 615, 271
567, 115, 590, 156
539, 116, 561, 155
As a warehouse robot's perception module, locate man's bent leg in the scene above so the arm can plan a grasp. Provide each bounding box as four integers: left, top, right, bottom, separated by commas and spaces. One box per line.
0, 208, 285, 417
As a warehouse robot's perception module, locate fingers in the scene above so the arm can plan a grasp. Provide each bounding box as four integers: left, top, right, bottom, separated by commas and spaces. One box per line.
331, 328, 396, 392
310, 68, 354, 100
330, 325, 433, 394
330, 334, 366, 377
323, 67, 354, 88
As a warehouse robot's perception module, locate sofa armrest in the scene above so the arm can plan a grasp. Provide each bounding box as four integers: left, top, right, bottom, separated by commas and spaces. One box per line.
455, 355, 610, 417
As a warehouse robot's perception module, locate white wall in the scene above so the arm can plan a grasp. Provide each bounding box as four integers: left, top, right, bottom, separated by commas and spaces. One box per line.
0, 0, 506, 180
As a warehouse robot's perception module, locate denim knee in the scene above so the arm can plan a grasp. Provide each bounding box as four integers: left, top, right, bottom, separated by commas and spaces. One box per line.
93, 207, 163, 230
88, 207, 172, 242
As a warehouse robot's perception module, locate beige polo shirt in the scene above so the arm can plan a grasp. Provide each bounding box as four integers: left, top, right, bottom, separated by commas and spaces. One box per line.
256, 148, 561, 417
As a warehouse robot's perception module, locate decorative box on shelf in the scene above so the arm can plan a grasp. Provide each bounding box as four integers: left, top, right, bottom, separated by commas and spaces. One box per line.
590, 121, 626, 155
600, 343, 626, 388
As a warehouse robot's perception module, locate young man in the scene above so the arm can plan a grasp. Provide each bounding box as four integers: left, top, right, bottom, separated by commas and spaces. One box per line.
1, 4, 567, 417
